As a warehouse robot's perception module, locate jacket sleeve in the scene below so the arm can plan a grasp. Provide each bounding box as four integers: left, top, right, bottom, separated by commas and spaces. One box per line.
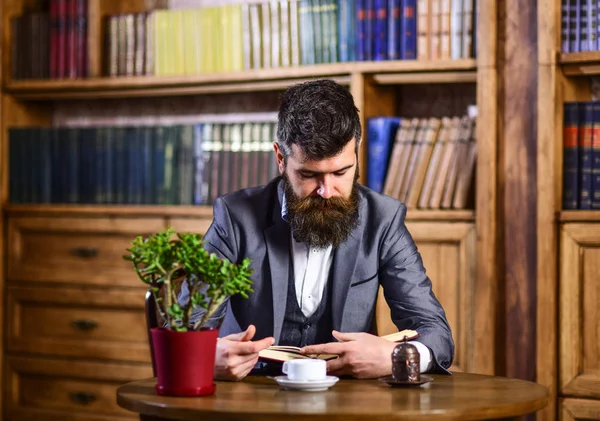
378, 203, 455, 373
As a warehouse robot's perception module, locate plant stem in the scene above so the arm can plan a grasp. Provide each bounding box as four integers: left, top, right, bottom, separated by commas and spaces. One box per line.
195, 291, 225, 330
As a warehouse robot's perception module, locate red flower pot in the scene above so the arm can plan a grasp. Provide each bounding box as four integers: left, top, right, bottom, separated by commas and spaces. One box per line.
150, 327, 219, 397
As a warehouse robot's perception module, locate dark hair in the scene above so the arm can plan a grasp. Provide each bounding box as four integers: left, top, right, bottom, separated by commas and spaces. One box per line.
277, 79, 361, 161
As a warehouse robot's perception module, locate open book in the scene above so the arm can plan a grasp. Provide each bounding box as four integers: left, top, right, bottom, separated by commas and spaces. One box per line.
258, 329, 420, 362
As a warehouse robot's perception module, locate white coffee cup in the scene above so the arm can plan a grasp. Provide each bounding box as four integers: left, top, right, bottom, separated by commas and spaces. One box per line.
282, 359, 327, 381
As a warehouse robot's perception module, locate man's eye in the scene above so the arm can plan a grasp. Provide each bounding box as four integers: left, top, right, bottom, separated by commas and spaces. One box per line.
299, 173, 314, 179
333, 171, 347, 177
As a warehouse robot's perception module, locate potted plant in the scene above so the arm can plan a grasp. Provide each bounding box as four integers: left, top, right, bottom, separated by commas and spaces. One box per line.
124, 227, 253, 397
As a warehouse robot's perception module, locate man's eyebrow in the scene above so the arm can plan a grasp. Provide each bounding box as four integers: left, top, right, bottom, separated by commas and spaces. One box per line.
297, 164, 354, 175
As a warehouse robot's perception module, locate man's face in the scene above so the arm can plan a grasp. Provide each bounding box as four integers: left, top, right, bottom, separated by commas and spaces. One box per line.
275, 139, 360, 248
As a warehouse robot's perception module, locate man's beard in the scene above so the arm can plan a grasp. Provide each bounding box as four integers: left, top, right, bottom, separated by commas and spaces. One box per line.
282, 172, 360, 248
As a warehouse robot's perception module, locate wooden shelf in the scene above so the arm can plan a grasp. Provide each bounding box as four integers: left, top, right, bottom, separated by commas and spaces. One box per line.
4, 59, 477, 100
4, 204, 474, 221
561, 51, 600, 75
3, 204, 214, 218
559, 210, 600, 222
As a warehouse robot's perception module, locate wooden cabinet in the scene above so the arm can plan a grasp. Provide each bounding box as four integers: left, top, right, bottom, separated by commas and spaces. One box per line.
3, 214, 164, 420
561, 399, 600, 421
560, 224, 600, 400
5, 356, 151, 421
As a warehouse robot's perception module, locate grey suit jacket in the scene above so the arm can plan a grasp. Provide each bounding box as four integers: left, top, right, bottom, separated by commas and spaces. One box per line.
196, 177, 454, 373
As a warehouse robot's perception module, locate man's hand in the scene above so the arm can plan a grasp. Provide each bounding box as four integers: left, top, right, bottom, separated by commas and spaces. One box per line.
301, 331, 396, 379
214, 324, 274, 381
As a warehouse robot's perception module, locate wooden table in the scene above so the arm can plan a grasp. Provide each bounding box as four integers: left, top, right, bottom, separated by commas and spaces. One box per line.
117, 372, 549, 421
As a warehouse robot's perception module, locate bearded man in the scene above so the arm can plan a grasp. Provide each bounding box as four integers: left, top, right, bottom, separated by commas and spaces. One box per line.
184, 79, 454, 381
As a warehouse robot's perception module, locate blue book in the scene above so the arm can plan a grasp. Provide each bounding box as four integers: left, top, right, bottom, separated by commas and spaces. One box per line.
563, 102, 580, 209
569, 0, 580, 52
561, 0, 570, 52
367, 117, 401, 193
593, 101, 600, 208
388, 0, 402, 59
401, 0, 417, 59
356, 0, 366, 60
580, 102, 594, 209
374, 0, 388, 60
364, 0, 375, 60
339, 0, 354, 61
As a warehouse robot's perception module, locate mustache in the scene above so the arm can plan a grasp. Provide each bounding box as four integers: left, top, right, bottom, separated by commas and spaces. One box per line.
290, 195, 353, 213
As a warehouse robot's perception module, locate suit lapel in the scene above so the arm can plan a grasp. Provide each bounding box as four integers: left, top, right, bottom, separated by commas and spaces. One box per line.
264, 208, 290, 344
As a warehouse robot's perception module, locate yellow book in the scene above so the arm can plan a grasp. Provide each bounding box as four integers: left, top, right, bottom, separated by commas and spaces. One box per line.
182, 10, 197, 74
171, 10, 185, 75
220, 5, 231, 72
230, 5, 244, 71
153, 10, 168, 76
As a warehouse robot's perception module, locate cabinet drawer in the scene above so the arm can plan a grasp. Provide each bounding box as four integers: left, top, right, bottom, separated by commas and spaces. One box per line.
6, 356, 152, 421
561, 398, 600, 420
7, 216, 164, 286
7, 286, 151, 363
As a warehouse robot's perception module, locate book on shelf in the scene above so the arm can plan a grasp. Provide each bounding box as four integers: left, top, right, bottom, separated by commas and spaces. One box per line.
258, 329, 420, 362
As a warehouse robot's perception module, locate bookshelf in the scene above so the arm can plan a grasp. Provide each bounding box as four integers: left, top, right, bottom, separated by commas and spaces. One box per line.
0, 0, 499, 420
539, 1, 600, 420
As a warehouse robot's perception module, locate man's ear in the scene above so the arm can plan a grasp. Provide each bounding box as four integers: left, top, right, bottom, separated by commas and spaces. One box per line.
273, 142, 285, 174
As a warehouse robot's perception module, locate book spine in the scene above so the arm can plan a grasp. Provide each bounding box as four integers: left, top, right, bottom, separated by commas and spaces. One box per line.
563, 102, 580, 209
356, 0, 366, 61
450, 0, 463, 58
388, 0, 401, 60
401, 0, 417, 59
569, 0, 580, 52
364, 0, 375, 60
579, 101, 594, 209
592, 101, 600, 209
581, 0, 590, 51
374, 0, 388, 60
562, 0, 570, 52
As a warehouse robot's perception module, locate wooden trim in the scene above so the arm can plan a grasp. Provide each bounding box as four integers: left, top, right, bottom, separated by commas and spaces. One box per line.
474, 66, 498, 375
3, 204, 474, 221
537, 0, 562, 417
477, 0, 497, 68
10, 77, 353, 101
562, 398, 600, 420
559, 211, 600, 222
559, 226, 581, 394
3, 60, 478, 100
560, 51, 600, 63
372, 71, 477, 85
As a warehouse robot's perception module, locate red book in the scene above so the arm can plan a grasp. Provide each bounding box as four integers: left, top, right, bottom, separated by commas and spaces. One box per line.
76, 0, 88, 77
57, 0, 67, 78
49, 0, 59, 78
66, 0, 77, 78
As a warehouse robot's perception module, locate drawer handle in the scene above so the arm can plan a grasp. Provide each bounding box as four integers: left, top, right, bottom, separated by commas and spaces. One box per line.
71, 319, 98, 331
70, 247, 99, 258
70, 392, 97, 405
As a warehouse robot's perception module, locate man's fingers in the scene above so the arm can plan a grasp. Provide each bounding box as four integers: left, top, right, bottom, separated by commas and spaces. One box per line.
327, 357, 351, 376
332, 330, 365, 342
301, 342, 346, 356
229, 336, 274, 356
222, 325, 257, 342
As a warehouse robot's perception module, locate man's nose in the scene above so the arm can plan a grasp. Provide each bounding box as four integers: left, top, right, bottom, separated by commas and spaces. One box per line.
316, 177, 333, 199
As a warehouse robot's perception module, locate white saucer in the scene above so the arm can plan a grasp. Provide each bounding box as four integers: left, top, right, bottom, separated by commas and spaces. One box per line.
273, 375, 339, 391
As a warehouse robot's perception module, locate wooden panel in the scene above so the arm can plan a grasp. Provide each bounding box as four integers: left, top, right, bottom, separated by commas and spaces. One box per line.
375, 222, 476, 373
474, 66, 498, 376
560, 224, 600, 399
167, 217, 213, 235
6, 286, 150, 363
5, 356, 151, 421
5, 60, 478, 100
561, 399, 600, 421
502, 0, 538, 384
7, 216, 164, 286
477, 0, 497, 68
